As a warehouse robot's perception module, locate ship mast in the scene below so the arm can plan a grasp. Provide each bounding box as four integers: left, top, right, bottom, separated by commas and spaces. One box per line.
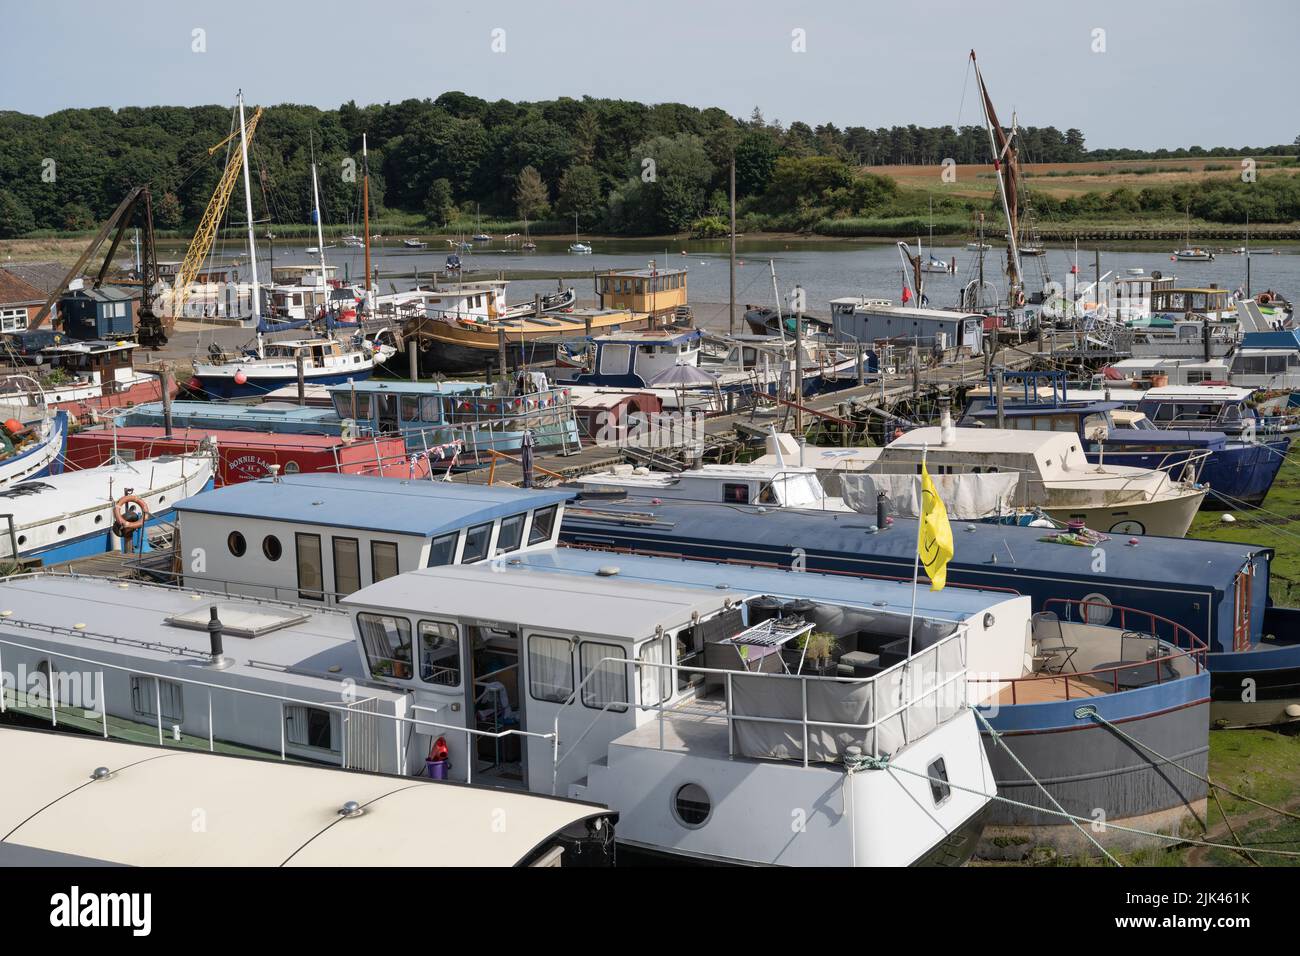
362, 134, 372, 307
970, 51, 1023, 301
237, 90, 263, 356
310, 135, 328, 300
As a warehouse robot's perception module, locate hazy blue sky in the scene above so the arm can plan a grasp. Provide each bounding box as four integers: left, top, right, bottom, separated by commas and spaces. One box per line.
3, 0, 1296, 150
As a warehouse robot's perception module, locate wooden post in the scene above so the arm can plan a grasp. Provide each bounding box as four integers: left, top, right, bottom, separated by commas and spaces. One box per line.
160, 363, 173, 438
497, 328, 508, 379
534, 292, 542, 319
856, 343, 865, 386
584, 315, 592, 340
794, 292, 804, 434
296, 352, 306, 405
996, 369, 1006, 430
407, 339, 417, 382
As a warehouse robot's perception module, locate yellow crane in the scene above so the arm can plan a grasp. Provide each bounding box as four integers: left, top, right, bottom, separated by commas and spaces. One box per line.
169, 107, 263, 320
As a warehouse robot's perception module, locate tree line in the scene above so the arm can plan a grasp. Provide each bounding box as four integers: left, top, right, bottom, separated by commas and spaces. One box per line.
0, 94, 1297, 239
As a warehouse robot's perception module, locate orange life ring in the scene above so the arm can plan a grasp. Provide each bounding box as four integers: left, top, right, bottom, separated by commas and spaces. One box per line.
113, 494, 150, 531
1257, 293, 1272, 305
1014, 290, 1026, 308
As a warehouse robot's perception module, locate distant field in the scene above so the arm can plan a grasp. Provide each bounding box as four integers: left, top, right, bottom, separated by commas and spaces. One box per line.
866, 156, 1300, 200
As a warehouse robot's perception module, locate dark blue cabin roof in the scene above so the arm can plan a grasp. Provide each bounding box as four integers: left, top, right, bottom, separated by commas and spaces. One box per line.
561, 498, 1269, 598
177, 474, 573, 537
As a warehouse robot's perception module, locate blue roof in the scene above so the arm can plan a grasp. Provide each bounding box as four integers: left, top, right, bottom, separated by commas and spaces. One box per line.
966, 401, 1123, 418
117, 401, 338, 427
1239, 329, 1300, 350
502, 548, 1004, 621
561, 498, 1269, 594
176, 474, 573, 537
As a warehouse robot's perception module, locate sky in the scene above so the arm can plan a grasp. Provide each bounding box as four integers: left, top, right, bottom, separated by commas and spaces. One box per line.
2, 0, 1296, 151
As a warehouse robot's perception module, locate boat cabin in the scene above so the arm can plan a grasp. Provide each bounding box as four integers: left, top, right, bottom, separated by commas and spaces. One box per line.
1135, 385, 1258, 433
174, 474, 573, 605
595, 267, 689, 318
39, 339, 140, 390
557, 329, 703, 389
827, 299, 984, 354
575, 463, 843, 510
1149, 286, 1236, 320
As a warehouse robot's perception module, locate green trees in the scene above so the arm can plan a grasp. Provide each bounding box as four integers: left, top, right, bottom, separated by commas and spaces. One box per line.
513, 165, 550, 220
0, 95, 1295, 240
423, 179, 455, 227
0, 191, 35, 238
556, 165, 603, 224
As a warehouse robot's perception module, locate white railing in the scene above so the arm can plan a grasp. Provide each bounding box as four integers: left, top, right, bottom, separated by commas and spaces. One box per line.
551, 626, 969, 795
0, 632, 551, 785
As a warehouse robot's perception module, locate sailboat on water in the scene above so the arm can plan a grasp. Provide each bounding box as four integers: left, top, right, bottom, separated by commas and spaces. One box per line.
1173, 207, 1214, 260
569, 213, 592, 254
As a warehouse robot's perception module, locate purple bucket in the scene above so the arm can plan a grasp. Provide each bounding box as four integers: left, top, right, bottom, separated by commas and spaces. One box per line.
426, 759, 449, 781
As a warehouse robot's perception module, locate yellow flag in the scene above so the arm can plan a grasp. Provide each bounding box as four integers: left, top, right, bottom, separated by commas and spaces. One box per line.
918, 462, 953, 591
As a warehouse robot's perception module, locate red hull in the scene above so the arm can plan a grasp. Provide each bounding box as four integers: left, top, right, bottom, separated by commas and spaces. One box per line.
66, 426, 431, 485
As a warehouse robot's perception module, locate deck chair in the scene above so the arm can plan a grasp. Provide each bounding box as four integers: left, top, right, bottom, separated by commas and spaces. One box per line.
1031, 611, 1078, 674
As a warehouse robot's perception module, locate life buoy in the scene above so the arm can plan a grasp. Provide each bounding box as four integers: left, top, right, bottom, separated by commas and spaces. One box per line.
1257, 293, 1272, 305
1014, 289, 1026, 308
113, 494, 150, 531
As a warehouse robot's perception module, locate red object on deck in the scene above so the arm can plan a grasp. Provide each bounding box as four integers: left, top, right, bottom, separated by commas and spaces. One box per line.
65, 427, 430, 485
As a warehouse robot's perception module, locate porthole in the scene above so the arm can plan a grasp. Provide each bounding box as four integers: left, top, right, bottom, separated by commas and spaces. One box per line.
263, 535, 283, 561
56, 525, 66, 535
1080, 592, 1113, 626
94, 514, 103, 524
17, 535, 25, 546
228, 531, 247, 557
284, 461, 300, 474
672, 782, 712, 828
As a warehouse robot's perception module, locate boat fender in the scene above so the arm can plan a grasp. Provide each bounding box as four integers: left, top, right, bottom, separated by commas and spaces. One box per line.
113, 494, 150, 531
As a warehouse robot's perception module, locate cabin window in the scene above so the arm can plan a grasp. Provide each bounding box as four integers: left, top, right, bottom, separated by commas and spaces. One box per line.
262, 535, 282, 561
419, 396, 442, 421
400, 396, 420, 422
130, 676, 183, 723
599, 343, 632, 375
295, 533, 324, 601
284, 705, 336, 752
528, 634, 574, 703
723, 482, 750, 504
496, 514, 525, 555
927, 757, 951, 806
227, 531, 247, 557
371, 541, 399, 583
639, 634, 672, 705
460, 523, 493, 563
358, 612, 414, 680
427, 532, 458, 567
333, 537, 361, 596
529, 505, 558, 545
418, 620, 460, 687
580, 641, 628, 713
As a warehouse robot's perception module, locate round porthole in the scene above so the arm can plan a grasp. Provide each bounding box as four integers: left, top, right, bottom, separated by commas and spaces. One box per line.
672, 782, 712, 828
94, 514, 103, 524
17, 535, 25, 546
56, 525, 66, 535
227, 531, 247, 557
1080, 592, 1113, 626
283, 460, 300, 474
262, 535, 282, 561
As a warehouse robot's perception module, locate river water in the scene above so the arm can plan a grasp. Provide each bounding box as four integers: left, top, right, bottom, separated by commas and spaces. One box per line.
245, 236, 1299, 325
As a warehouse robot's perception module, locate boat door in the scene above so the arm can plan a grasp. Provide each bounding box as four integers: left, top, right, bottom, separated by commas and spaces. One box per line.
1232, 561, 1254, 652
464, 620, 528, 788
376, 393, 399, 432
311, 344, 326, 368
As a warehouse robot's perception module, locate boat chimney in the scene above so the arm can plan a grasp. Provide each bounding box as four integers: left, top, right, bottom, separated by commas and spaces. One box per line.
876, 490, 889, 531
268, 464, 281, 483
206, 606, 231, 669
939, 394, 957, 446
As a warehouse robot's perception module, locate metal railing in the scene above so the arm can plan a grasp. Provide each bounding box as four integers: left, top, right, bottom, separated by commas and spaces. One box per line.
0, 630, 550, 784
551, 629, 969, 795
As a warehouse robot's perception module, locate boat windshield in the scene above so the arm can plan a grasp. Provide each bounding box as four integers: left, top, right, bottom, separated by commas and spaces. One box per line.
761, 472, 827, 508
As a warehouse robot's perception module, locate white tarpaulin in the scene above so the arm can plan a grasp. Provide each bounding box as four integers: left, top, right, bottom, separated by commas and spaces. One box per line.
840, 471, 1021, 520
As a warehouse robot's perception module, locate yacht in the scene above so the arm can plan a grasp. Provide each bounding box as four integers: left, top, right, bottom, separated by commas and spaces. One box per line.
193, 335, 395, 399
573, 462, 849, 511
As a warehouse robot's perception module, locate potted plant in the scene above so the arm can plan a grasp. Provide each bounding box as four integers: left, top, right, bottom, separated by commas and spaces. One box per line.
798, 631, 839, 675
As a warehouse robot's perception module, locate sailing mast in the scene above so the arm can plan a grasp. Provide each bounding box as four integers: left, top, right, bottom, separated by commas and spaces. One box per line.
363, 134, 372, 308
970, 51, 1023, 303
310, 135, 328, 305
236, 90, 263, 356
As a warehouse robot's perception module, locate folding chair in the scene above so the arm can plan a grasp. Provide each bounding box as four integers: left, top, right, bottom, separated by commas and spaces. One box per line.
1032, 611, 1078, 674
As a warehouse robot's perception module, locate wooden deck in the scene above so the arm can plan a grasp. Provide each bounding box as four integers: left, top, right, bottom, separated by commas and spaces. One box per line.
987, 675, 1111, 706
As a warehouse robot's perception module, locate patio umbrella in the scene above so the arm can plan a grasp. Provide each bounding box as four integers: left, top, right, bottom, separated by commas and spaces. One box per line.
647, 363, 719, 422
520, 428, 535, 488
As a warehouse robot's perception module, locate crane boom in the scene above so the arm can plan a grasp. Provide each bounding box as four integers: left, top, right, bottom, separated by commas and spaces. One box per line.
169, 107, 263, 319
